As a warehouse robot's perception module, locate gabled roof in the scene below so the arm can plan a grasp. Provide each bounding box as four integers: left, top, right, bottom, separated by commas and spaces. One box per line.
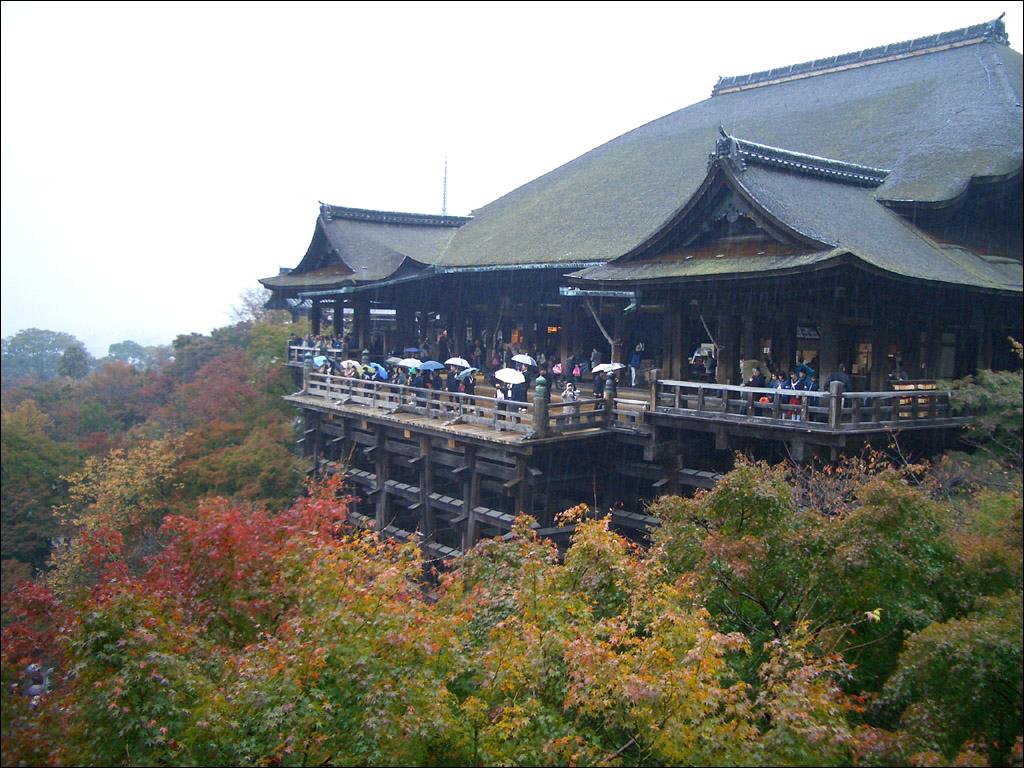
570, 136, 1023, 294
260, 205, 469, 293
434, 19, 1021, 270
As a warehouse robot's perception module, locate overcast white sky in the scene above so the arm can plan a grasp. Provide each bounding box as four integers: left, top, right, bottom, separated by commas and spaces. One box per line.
2, 1, 1021, 356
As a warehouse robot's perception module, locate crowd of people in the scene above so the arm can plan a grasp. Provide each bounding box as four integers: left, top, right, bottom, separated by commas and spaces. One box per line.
290, 331, 636, 404
292, 333, 905, 422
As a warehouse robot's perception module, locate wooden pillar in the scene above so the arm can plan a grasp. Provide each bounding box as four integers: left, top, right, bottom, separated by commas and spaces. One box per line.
311, 299, 322, 336
611, 310, 624, 365
353, 296, 370, 352
614, 301, 635, 365
818, 317, 840, 383
716, 314, 740, 385
775, 316, 795, 374
309, 416, 322, 471
740, 314, 758, 361
450, 305, 466, 356
416, 436, 435, 544
559, 297, 575, 368
396, 304, 415, 349
923, 319, 942, 380
513, 455, 532, 518
974, 306, 992, 373
903, 319, 923, 379
373, 426, 389, 531
460, 447, 480, 551
870, 325, 888, 392
332, 298, 344, 336
662, 300, 683, 380
522, 298, 537, 351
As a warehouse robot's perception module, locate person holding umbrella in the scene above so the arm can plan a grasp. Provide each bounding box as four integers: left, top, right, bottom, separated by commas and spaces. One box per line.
444, 357, 469, 395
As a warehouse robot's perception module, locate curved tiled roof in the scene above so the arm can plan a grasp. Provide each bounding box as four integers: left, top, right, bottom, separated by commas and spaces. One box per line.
260, 205, 468, 292
571, 153, 1023, 294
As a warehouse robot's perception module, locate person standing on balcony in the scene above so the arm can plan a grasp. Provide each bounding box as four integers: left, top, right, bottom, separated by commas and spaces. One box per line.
629, 343, 643, 387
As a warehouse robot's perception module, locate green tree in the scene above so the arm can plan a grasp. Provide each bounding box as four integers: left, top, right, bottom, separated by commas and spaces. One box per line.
649, 459, 962, 690
0, 401, 82, 571
56, 342, 94, 379
879, 590, 1023, 765
106, 339, 145, 365
1, 328, 80, 383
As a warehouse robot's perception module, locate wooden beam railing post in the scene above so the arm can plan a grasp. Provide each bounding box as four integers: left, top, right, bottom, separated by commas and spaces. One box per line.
828, 381, 844, 430
302, 351, 313, 393
603, 382, 615, 427
533, 375, 549, 437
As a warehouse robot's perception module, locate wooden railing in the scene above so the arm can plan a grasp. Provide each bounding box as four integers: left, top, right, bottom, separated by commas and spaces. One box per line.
300, 368, 965, 438
652, 379, 962, 432
305, 372, 533, 433
547, 397, 606, 432
302, 372, 621, 437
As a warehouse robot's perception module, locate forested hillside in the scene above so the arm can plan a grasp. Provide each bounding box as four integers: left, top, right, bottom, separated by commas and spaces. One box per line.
2, 323, 1021, 767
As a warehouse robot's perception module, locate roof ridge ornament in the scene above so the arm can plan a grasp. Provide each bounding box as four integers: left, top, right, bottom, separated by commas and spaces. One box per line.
712, 17, 1010, 97
710, 126, 747, 172
318, 204, 471, 228
710, 132, 891, 187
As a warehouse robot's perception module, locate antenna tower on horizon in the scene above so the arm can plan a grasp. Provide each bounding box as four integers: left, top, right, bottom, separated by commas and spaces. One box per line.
442, 155, 448, 215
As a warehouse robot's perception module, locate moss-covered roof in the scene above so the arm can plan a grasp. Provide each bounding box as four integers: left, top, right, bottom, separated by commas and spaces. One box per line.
571, 156, 1023, 293
260, 206, 467, 292
437, 27, 1021, 269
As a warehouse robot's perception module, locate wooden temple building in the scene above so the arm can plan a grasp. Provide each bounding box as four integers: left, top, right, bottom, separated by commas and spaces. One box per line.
261, 19, 1023, 555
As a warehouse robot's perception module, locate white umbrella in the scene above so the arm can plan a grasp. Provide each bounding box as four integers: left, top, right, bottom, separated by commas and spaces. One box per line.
494, 368, 526, 385
398, 358, 422, 368
444, 357, 471, 368
339, 359, 362, 368
592, 362, 626, 373
511, 353, 537, 367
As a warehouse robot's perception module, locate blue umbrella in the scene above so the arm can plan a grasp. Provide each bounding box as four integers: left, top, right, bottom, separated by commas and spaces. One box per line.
313, 355, 327, 367
369, 361, 389, 380
420, 360, 445, 371
455, 367, 479, 381
403, 347, 421, 354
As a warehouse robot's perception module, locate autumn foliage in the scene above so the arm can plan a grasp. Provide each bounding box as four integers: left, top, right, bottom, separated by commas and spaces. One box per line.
3, 453, 1021, 766
1, 324, 1021, 766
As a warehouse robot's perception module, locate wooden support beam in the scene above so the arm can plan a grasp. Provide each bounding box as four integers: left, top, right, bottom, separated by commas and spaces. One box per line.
714, 428, 729, 451
461, 446, 481, 551
417, 435, 435, 544
374, 426, 389, 531
513, 455, 532, 518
